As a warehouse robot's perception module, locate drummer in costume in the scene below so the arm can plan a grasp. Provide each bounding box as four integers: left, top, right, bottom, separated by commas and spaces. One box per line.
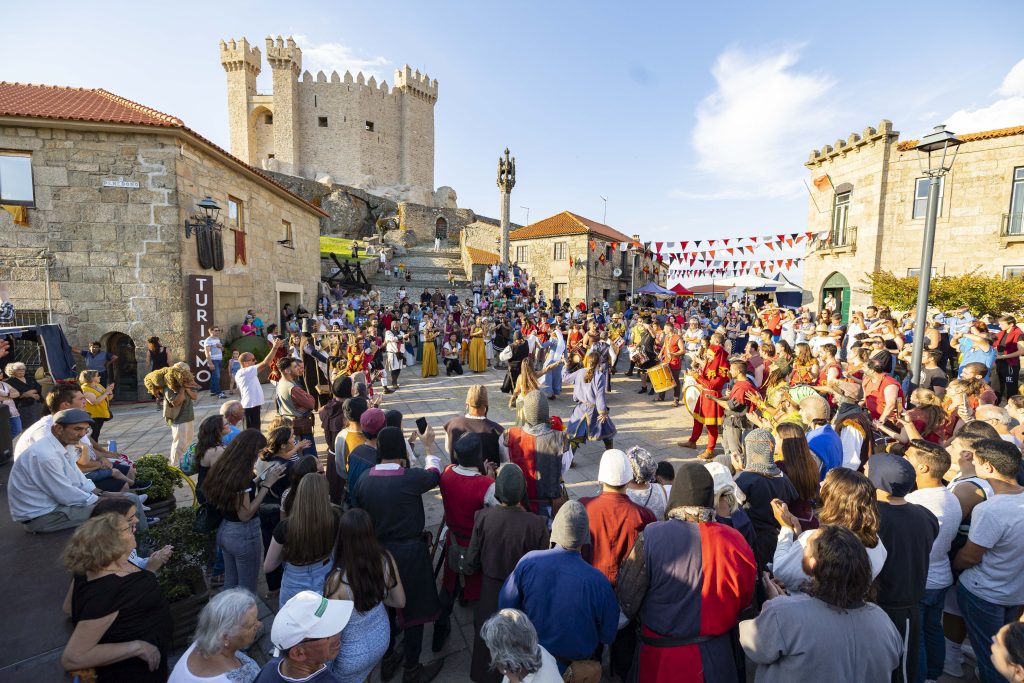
564, 350, 617, 451
656, 320, 685, 406
351, 426, 444, 680
679, 332, 730, 461
634, 317, 660, 395
607, 313, 626, 374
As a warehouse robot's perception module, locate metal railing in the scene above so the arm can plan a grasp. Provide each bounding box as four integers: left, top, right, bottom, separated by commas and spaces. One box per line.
816, 225, 857, 251
1000, 212, 1024, 237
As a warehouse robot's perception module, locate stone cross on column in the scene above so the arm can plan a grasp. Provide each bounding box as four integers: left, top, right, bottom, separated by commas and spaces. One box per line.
497, 148, 516, 268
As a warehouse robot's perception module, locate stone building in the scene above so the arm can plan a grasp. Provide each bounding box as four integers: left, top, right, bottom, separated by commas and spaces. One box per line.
505, 211, 642, 304
802, 120, 1024, 319
220, 36, 439, 204
0, 82, 325, 399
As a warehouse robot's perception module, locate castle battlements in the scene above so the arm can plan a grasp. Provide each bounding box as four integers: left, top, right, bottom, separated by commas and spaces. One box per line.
806, 120, 897, 166
220, 34, 437, 197
218, 38, 261, 76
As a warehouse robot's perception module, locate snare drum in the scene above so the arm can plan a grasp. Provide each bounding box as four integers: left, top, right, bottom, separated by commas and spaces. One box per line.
682, 375, 701, 417
648, 363, 676, 394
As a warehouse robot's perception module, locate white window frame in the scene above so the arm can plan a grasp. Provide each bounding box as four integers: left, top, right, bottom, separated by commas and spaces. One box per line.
831, 191, 850, 245
515, 245, 529, 263
1008, 167, 1024, 236
0, 151, 35, 206
553, 242, 566, 261
913, 176, 944, 219
1003, 265, 1024, 280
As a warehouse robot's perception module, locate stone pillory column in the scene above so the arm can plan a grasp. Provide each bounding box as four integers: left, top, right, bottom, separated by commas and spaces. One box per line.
497, 148, 516, 268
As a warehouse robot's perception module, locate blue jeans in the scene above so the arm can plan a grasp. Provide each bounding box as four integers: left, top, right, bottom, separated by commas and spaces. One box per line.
296, 431, 317, 457
217, 518, 262, 594
958, 582, 1015, 683
917, 586, 949, 682
9, 415, 22, 439
209, 362, 222, 395
279, 558, 334, 609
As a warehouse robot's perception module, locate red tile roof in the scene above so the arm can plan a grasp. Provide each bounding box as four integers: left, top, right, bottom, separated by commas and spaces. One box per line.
896, 124, 1024, 151
466, 246, 500, 265
510, 211, 633, 243
0, 82, 184, 127
0, 82, 327, 217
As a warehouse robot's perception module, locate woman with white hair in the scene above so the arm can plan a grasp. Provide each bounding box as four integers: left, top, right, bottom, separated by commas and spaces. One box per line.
167, 588, 262, 682
481, 609, 562, 683
624, 446, 668, 520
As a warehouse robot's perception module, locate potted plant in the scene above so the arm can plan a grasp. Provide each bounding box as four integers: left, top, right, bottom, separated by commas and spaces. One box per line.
141, 506, 213, 648
133, 454, 185, 519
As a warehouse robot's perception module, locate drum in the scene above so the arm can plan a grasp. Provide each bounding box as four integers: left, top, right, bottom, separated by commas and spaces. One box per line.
648, 363, 676, 394
682, 375, 701, 418
628, 345, 648, 365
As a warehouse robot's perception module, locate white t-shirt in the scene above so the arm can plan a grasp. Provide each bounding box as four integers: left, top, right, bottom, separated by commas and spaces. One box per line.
202, 335, 224, 361
234, 364, 263, 409
772, 526, 887, 593
906, 485, 962, 590
168, 643, 260, 683
960, 491, 1024, 605
503, 645, 563, 683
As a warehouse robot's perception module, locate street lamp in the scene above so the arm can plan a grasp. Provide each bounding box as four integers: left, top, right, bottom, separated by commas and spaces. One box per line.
629, 233, 641, 300
184, 196, 225, 271
910, 125, 961, 384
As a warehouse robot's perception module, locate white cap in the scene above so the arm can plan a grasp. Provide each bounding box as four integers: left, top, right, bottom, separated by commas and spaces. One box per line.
271, 591, 354, 653
598, 449, 632, 487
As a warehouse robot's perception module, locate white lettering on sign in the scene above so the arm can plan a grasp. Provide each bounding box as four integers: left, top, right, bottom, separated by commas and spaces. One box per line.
187, 274, 215, 391
101, 178, 141, 189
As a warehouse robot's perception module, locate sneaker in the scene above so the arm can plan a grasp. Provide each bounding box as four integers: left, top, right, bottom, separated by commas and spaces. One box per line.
216, 393, 228, 399
137, 493, 148, 504
143, 505, 152, 512
131, 480, 152, 492
146, 517, 160, 525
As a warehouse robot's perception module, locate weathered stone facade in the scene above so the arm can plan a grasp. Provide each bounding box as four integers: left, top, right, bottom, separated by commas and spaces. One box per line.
510, 233, 636, 304
220, 36, 438, 203
803, 121, 1024, 312
0, 118, 322, 397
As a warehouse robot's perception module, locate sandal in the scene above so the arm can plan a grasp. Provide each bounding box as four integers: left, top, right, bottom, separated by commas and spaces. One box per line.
673, 399, 681, 408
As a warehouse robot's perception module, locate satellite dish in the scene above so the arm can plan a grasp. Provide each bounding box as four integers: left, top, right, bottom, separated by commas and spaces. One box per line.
612, 267, 623, 277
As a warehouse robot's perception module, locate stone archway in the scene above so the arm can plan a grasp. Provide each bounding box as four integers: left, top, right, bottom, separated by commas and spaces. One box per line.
100, 331, 139, 402
821, 271, 851, 323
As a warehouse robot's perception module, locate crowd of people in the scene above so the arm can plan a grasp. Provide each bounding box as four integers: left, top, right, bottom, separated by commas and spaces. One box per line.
6, 270, 1024, 683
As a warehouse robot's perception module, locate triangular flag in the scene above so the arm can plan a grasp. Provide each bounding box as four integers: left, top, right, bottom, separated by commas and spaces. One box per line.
723, 238, 730, 245
726, 248, 735, 255
746, 245, 755, 254
765, 242, 775, 251
655, 242, 663, 253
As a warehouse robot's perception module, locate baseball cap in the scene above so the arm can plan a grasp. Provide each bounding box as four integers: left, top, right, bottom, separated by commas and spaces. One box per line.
359, 408, 386, 438
53, 408, 94, 425
271, 591, 354, 653
597, 449, 632, 486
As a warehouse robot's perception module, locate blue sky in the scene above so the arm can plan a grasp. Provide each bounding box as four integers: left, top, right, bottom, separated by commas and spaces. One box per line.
4, 1, 1023, 283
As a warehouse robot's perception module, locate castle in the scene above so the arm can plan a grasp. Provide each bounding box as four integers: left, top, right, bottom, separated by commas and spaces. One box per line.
219, 36, 439, 205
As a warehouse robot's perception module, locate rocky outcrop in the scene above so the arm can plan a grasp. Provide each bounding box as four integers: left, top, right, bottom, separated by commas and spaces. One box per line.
260, 170, 399, 239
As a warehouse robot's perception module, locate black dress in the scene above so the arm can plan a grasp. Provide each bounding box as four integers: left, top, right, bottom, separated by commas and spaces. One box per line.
6, 375, 42, 429
71, 571, 172, 682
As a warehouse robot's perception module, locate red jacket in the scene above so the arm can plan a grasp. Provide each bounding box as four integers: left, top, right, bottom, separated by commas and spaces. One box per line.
580, 492, 656, 587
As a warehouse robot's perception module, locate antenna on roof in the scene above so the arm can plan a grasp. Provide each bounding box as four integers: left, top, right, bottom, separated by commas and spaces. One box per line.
600, 195, 608, 224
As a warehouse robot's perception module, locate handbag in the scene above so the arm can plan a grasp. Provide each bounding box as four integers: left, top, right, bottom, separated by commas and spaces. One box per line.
192, 502, 223, 533
447, 539, 468, 574
499, 345, 513, 362
162, 398, 182, 422
292, 413, 315, 434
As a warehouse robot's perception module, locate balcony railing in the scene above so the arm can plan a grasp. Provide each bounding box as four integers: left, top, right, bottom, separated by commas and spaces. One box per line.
1000, 213, 1024, 238
814, 225, 857, 254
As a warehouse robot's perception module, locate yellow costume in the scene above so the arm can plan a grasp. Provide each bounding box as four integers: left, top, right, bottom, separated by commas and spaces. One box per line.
422, 331, 439, 377
468, 326, 487, 372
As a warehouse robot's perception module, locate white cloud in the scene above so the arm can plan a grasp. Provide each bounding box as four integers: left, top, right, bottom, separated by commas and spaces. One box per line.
676, 47, 836, 200
292, 35, 391, 82
943, 57, 1024, 133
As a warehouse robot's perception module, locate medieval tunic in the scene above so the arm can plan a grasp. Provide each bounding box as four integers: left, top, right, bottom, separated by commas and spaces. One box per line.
438, 465, 494, 601
352, 463, 442, 627
618, 519, 757, 683
463, 505, 550, 683
563, 365, 616, 445
506, 424, 567, 515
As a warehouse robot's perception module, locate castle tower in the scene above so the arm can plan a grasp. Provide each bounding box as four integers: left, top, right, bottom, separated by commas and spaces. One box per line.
394, 65, 438, 191
265, 36, 302, 175
219, 38, 261, 163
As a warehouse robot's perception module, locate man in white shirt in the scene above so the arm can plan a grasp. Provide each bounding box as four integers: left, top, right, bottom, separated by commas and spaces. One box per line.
9, 409, 147, 533
234, 338, 282, 429
905, 441, 963, 683
202, 326, 227, 399
384, 322, 404, 392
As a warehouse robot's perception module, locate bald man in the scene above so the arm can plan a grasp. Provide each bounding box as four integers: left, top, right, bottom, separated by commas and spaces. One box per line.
234, 338, 281, 429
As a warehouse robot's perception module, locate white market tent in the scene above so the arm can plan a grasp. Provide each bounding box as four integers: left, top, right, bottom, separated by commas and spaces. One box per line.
714, 275, 780, 290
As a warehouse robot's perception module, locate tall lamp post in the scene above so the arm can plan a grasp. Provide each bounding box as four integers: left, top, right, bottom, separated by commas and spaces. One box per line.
629, 233, 641, 300
910, 125, 961, 385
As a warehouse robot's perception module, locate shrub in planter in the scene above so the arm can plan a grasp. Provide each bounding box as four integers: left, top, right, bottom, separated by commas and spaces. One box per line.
141, 506, 213, 647
133, 454, 184, 503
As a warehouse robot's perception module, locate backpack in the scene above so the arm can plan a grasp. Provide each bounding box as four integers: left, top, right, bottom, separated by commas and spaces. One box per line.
180, 441, 199, 476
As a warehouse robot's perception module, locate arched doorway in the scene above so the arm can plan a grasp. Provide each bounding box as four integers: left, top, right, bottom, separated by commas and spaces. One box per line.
435, 216, 448, 240
821, 271, 851, 324
101, 332, 138, 402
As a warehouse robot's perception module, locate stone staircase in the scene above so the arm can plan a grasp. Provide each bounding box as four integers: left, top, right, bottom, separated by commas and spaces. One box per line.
369, 245, 474, 305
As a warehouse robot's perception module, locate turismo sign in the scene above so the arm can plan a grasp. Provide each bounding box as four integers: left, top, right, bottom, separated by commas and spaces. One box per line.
186, 274, 214, 390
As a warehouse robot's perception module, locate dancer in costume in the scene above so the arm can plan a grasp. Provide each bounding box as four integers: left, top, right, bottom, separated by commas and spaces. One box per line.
679, 332, 730, 460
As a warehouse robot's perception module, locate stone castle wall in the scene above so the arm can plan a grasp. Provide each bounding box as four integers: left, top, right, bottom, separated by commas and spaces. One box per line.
222, 37, 437, 196
803, 121, 1024, 309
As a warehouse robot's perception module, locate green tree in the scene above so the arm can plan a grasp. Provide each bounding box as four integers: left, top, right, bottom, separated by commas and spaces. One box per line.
862, 270, 1024, 315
